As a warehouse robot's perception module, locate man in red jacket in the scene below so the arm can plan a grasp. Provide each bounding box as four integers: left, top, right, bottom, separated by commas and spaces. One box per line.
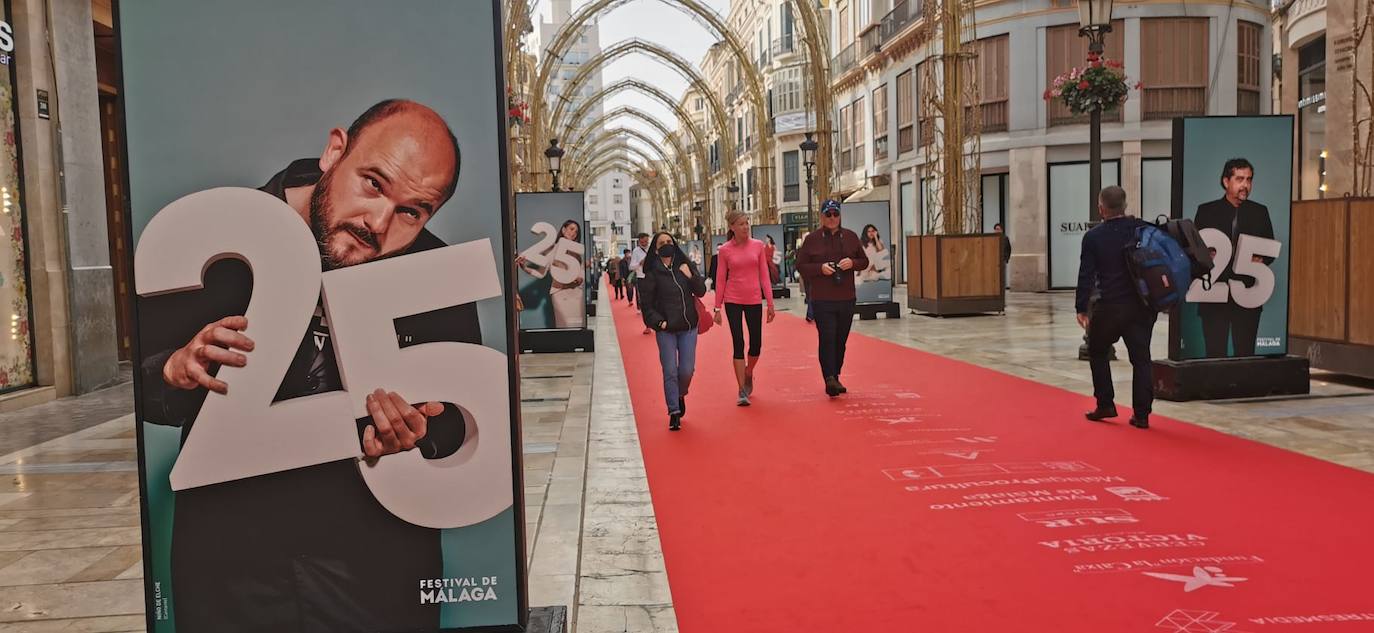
796, 199, 869, 397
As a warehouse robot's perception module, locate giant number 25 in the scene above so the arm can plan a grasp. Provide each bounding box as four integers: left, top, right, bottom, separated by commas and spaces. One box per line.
1185, 229, 1283, 309
519, 221, 584, 285
135, 188, 513, 529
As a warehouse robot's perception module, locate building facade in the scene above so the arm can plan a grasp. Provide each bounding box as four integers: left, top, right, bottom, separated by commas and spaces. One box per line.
830, 0, 1272, 291
0, 0, 122, 411
538, 0, 632, 260
1272, 0, 1373, 201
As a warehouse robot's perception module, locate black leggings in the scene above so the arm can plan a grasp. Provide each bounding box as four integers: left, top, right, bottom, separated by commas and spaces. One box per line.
725, 303, 763, 359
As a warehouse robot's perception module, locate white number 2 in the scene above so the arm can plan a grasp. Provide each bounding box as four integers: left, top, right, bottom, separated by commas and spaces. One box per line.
519, 221, 584, 285
135, 188, 512, 529
1185, 228, 1281, 309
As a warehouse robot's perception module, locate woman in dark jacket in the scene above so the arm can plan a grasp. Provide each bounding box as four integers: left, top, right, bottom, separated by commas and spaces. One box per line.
639, 232, 707, 431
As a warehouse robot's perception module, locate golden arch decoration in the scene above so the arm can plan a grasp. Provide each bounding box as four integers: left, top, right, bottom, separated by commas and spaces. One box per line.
568, 127, 686, 196
528, 0, 836, 211
576, 141, 680, 212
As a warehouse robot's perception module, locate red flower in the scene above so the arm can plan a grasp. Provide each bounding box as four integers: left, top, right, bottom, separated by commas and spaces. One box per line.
1134, 81, 1143, 90
1107, 60, 1123, 69
1086, 51, 1101, 62
1078, 80, 1091, 90
1043, 89, 1052, 100
1091, 60, 1103, 69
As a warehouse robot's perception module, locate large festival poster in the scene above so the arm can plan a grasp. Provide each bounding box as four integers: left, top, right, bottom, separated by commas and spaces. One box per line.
515, 192, 588, 331
1170, 116, 1294, 360
843, 201, 895, 304
121, 2, 526, 631
751, 224, 786, 290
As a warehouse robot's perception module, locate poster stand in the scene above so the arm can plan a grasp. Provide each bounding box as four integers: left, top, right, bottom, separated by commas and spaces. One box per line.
520, 329, 595, 354
856, 301, 901, 320
1157, 116, 1308, 400
1152, 356, 1308, 401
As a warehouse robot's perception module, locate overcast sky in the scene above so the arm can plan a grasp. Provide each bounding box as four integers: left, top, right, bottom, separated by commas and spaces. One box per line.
534, 0, 731, 163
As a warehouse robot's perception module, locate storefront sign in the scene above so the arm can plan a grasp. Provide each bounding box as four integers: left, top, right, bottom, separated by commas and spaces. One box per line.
35, 90, 48, 119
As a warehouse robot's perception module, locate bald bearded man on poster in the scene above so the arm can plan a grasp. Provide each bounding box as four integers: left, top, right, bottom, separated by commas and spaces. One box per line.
139, 99, 478, 632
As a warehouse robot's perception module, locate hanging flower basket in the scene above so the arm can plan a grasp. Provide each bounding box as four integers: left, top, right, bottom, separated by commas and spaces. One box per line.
1043, 52, 1140, 116
506, 88, 530, 127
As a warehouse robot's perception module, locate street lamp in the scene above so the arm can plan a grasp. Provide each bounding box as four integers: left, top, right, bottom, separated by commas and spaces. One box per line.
1077, 0, 1115, 361
545, 139, 565, 192
692, 201, 703, 237
800, 132, 819, 231
726, 178, 740, 211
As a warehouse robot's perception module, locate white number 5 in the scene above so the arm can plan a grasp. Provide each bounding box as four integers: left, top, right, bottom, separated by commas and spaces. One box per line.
135, 188, 512, 529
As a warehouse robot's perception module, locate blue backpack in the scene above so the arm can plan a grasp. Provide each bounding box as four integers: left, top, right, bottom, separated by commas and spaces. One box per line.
1125, 222, 1193, 312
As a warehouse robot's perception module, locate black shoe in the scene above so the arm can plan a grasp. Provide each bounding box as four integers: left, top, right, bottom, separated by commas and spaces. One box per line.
1129, 416, 1149, 429
1084, 406, 1119, 421
835, 378, 848, 394
669, 413, 681, 431
679, 397, 686, 417
824, 377, 842, 398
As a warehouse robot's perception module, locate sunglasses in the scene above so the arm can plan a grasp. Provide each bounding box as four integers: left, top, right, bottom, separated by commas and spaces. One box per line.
821, 208, 841, 218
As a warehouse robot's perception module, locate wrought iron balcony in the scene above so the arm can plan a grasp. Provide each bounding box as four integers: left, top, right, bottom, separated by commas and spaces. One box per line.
831, 43, 856, 79
879, 0, 920, 47
771, 34, 797, 57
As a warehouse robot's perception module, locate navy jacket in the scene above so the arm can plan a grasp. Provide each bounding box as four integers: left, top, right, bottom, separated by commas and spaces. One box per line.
1076, 215, 1148, 314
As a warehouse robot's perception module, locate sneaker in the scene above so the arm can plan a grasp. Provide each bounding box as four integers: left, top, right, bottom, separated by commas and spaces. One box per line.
669, 413, 681, 431
744, 373, 754, 396
737, 390, 751, 407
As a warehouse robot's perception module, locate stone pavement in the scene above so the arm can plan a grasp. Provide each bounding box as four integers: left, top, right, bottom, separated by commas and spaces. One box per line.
0, 288, 1370, 632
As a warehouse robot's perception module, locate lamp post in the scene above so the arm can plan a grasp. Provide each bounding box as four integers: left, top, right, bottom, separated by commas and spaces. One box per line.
692, 202, 703, 238
545, 139, 565, 192
726, 178, 740, 212
800, 132, 819, 231
1077, 0, 1114, 361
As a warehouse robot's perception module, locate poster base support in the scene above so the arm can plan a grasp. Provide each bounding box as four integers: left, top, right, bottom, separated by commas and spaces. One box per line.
1152, 355, 1309, 401
530, 606, 568, 632
856, 301, 901, 320
1291, 337, 1374, 380
587, 302, 597, 317
772, 286, 791, 299
909, 296, 1004, 317
520, 329, 595, 354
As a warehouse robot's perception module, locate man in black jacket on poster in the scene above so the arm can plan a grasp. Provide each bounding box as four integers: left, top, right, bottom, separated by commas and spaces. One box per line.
139, 100, 477, 632
1193, 158, 1274, 357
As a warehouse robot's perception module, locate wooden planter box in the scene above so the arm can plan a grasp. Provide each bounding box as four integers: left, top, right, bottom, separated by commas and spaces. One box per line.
1288, 197, 1374, 379
905, 234, 1005, 316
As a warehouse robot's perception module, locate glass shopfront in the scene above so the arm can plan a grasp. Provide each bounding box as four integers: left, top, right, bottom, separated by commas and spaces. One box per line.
1297, 36, 1326, 200
0, 3, 35, 392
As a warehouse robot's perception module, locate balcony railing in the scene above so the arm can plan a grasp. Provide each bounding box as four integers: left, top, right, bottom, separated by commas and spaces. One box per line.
783, 183, 800, 202
860, 24, 882, 58
879, 0, 920, 47
771, 34, 796, 56
831, 42, 856, 79
726, 81, 743, 105
873, 135, 890, 162
975, 100, 1009, 134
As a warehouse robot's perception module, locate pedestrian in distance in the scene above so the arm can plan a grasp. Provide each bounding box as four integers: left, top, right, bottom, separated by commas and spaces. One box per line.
713, 211, 776, 406
639, 232, 707, 431
1077, 185, 1156, 429
617, 249, 632, 302
608, 252, 624, 300
629, 233, 651, 332
796, 199, 867, 397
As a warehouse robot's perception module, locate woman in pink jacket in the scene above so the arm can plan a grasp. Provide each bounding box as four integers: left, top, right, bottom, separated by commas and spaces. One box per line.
713, 211, 776, 406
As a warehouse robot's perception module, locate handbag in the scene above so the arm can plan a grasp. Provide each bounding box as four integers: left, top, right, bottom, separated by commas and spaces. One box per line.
696, 297, 713, 335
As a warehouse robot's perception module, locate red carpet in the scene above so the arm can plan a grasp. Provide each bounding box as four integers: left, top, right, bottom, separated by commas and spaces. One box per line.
609, 287, 1374, 632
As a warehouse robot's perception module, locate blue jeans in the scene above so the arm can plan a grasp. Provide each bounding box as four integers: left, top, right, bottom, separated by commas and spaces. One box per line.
655, 328, 698, 415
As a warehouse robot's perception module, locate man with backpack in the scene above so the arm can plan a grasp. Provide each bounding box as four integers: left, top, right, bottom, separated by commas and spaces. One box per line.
1076, 186, 1155, 429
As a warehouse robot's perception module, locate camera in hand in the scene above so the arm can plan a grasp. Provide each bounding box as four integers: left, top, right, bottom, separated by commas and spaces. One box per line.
830, 261, 844, 284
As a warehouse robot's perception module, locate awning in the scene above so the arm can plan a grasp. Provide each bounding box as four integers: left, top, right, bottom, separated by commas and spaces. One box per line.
843, 182, 890, 203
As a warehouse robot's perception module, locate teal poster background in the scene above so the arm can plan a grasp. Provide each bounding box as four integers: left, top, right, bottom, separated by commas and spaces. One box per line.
1171, 116, 1294, 360
515, 192, 589, 331
121, 1, 523, 630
